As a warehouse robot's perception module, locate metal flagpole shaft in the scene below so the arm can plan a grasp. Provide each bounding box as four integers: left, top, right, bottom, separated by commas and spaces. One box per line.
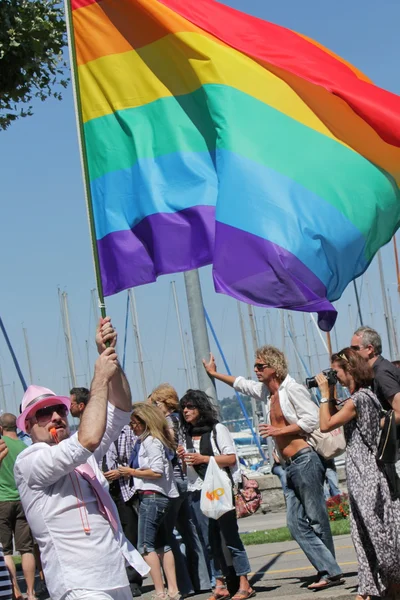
184, 270, 218, 407
64, 0, 107, 320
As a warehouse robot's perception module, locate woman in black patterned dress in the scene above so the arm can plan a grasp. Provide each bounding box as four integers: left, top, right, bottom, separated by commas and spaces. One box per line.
316, 348, 400, 600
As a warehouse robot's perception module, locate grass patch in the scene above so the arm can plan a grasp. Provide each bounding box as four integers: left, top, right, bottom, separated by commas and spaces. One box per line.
12, 555, 21, 567
241, 518, 350, 545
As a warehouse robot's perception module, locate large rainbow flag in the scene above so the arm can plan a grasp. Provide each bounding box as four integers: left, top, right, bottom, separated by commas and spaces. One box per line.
69, 0, 400, 330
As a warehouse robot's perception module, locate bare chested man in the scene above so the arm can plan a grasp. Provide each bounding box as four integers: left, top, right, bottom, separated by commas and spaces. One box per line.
203, 345, 343, 591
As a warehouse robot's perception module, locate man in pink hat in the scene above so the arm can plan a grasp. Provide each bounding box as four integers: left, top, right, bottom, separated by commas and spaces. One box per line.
14, 317, 149, 600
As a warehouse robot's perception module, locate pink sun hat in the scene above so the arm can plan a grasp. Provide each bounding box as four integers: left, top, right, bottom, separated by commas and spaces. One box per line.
17, 385, 71, 433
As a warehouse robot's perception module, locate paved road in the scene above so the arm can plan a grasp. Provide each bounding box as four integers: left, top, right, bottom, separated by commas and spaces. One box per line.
17, 512, 359, 600
237, 511, 288, 534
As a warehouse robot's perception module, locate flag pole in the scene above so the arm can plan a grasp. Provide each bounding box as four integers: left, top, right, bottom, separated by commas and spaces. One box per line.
64, 0, 107, 320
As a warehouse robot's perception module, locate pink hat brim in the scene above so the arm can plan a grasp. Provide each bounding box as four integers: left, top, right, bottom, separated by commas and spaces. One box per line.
17, 396, 71, 433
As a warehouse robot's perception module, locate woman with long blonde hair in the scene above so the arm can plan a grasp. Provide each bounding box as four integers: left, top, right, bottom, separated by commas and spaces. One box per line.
118, 403, 181, 600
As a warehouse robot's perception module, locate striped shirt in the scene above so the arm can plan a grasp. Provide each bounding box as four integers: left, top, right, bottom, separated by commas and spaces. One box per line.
102, 425, 137, 503
0, 545, 11, 599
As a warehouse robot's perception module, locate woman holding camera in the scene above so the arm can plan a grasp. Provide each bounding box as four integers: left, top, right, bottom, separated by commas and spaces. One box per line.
316, 348, 400, 600
178, 389, 255, 600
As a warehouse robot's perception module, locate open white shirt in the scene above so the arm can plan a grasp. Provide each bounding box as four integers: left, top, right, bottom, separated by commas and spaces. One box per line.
233, 374, 319, 434
14, 404, 149, 600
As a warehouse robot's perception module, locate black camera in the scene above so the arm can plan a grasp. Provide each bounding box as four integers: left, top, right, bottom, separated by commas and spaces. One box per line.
305, 368, 338, 390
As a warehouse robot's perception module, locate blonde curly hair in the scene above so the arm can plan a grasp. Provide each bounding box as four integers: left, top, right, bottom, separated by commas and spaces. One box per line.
256, 345, 288, 381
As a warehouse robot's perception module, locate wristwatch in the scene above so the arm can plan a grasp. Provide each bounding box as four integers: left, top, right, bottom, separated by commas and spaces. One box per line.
320, 397, 329, 404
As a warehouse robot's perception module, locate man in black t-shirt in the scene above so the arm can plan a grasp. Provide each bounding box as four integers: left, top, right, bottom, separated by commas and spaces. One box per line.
351, 326, 400, 417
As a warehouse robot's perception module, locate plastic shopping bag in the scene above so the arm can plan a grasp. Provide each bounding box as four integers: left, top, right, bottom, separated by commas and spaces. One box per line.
200, 457, 234, 520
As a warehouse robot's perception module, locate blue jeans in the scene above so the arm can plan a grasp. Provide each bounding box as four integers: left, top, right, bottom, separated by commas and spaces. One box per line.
271, 462, 289, 496
137, 493, 171, 554
166, 479, 211, 594
320, 458, 341, 499
189, 491, 250, 580
285, 450, 342, 578
209, 506, 251, 578
189, 490, 216, 584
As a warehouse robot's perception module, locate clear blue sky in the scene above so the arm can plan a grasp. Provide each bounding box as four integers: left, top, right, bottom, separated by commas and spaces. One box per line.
0, 0, 399, 414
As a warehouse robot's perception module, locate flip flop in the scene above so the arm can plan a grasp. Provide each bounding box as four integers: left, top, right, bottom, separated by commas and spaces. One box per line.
308, 576, 344, 591
231, 589, 256, 600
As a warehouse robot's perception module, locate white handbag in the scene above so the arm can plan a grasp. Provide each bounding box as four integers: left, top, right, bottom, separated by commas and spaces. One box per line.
308, 427, 346, 460
200, 457, 234, 520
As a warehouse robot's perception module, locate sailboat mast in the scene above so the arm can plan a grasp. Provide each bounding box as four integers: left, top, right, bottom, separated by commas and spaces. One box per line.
60, 290, 77, 388
128, 289, 147, 399
22, 327, 34, 383
377, 250, 395, 360
0, 361, 6, 413
184, 270, 217, 406
366, 280, 375, 327
171, 281, 191, 390
387, 289, 399, 359
91, 288, 99, 328
237, 302, 252, 378
353, 280, 364, 326
393, 235, 400, 294
184, 330, 196, 388
288, 313, 303, 380
302, 313, 313, 373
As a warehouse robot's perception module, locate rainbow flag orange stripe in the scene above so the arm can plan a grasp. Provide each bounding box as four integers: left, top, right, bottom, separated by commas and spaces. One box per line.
69, 0, 400, 329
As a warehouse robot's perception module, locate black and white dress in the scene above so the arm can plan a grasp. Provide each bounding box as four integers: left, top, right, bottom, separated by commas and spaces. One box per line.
344, 388, 400, 597
0, 544, 11, 599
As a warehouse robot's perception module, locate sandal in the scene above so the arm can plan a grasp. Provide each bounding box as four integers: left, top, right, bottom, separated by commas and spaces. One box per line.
308, 576, 344, 591
231, 589, 256, 600
208, 586, 230, 600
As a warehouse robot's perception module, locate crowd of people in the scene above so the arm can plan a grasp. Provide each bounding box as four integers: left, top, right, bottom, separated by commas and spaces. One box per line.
0, 320, 398, 600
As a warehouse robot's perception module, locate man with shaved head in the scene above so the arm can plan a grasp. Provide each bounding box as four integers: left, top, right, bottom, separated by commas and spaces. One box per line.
0, 413, 36, 600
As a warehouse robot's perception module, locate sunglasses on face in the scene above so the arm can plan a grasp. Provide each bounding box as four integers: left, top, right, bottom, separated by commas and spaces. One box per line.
350, 345, 361, 351
182, 404, 196, 410
254, 363, 268, 371
30, 404, 69, 425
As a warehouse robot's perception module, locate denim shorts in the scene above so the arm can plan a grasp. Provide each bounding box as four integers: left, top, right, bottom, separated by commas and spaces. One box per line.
137, 493, 171, 555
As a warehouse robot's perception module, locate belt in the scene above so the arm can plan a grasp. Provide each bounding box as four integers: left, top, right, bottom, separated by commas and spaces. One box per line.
285, 446, 312, 467
139, 490, 165, 496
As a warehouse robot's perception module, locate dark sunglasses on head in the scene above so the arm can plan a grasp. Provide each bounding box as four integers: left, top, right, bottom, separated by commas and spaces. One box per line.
254, 363, 268, 371
34, 404, 69, 422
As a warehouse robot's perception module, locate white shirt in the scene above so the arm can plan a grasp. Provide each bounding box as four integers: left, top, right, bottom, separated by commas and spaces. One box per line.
233, 374, 319, 434
133, 436, 178, 498
14, 404, 149, 600
186, 423, 241, 492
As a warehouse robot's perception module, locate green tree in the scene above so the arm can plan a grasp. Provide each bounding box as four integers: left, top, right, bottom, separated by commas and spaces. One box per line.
0, 0, 68, 130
